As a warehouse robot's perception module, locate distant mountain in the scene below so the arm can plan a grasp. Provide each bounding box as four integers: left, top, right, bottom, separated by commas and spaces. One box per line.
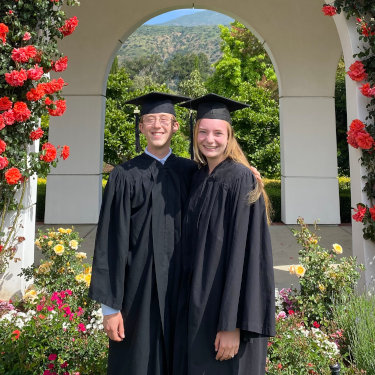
118, 25, 223, 64
159, 10, 233, 26
145, 9, 205, 25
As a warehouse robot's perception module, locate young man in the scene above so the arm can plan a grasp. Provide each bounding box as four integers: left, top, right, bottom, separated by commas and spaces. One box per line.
89, 92, 197, 375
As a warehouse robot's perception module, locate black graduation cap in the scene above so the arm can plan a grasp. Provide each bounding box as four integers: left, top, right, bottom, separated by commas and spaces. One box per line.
179, 93, 250, 158
124, 92, 191, 152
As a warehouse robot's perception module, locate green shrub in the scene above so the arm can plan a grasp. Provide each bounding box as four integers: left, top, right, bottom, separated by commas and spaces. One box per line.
333, 286, 375, 374
36, 178, 46, 222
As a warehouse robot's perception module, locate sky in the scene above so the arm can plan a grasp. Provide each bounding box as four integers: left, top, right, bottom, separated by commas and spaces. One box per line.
144, 9, 205, 25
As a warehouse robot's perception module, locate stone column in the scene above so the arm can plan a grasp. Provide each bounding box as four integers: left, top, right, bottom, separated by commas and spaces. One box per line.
44, 95, 106, 224
280, 96, 340, 224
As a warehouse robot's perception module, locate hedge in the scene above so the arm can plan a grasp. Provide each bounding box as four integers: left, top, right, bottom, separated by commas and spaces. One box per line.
36, 178, 352, 223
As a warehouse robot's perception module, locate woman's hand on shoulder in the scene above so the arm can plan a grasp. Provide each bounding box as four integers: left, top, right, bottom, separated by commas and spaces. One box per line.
214, 328, 240, 361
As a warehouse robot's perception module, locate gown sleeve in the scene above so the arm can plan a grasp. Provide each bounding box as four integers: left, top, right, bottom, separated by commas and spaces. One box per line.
88, 166, 132, 310
216, 170, 275, 338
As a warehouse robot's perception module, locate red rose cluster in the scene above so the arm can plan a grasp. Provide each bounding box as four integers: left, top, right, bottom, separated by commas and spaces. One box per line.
359, 83, 375, 98
11, 45, 37, 63
361, 24, 375, 38
321, 5, 337, 16
5, 69, 27, 87
52, 56, 68, 72
353, 204, 367, 222
59, 16, 79, 37
0, 23, 9, 44
346, 61, 367, 82
27, 64, 44, 81
347, 119, 375, 150
29, 127, 44, 141
61, 145, 70, 160
26, 78, 66, 103
47, 99, 67, 117
40, 143, 57, 163
0, 98, 31, 125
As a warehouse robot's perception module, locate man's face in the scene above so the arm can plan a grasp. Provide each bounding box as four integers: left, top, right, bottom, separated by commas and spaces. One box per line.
139, 113, 179, 149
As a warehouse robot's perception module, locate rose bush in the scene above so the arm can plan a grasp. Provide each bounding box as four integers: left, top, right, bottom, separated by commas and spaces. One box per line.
288, 217, 364, 323
0, 0, 79, 273
0, 228, 108, 374
322, 2, 375, 244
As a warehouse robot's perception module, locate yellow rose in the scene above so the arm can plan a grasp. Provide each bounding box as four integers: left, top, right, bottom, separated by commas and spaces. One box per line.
332, 243, 343, 254
38, 263, 51, 274
58, 228, 66, 234
84, 274, 91, 287
58, 267, 65, 274
289, 265, 296, 275
83, 267, 92, 275
66, 229, 72, 234
34, 239, 41, 249
75, 252, 87, 260
75, 274, 85, 282
69, 240, 78, 250
47, 241, 53, 246
59, 240, 64, 244
318, 284, 325, 292
295, 265, 306, 278
54, 244, 65, 256
67, 262, 70, 266
48, 232, 56, 238
23, 289, 38, 301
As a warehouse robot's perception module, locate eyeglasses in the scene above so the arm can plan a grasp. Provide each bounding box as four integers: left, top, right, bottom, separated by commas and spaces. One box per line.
142, 116, 174, 126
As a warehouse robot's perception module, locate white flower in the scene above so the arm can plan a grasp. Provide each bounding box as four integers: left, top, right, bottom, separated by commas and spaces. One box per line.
86, 324, 92, 329
98, 324, 103, 330
90, 318, 96, 324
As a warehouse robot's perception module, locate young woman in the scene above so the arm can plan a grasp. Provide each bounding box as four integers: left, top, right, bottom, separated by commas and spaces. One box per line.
174, 94, 275, 375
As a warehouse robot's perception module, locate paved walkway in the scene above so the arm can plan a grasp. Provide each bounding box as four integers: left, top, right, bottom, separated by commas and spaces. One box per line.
35, 223, 352, 290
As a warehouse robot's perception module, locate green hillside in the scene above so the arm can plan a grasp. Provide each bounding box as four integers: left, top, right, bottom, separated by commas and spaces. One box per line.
118, 25, 223, 65
159, 10, 233, 26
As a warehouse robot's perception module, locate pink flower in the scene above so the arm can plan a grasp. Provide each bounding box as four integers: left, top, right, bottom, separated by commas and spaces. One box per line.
65, 290, 72, 296
27, 64, 44, 81
77, 323, 86, 332
72, 338, 75, 342
0, 156, 9, 170
43, 371, 50, 375
37, 305, 43, 311
352, 204, 367, 222
60, 362, 68, 368
23, 32, 31, 41
48, 353, 57, 361
2, 110, 15, 126
47, 306, 55, 311
277, 311, 286, 319
48, 363, 54, 369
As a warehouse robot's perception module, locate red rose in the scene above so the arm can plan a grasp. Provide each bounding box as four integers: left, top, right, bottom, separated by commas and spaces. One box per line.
369, 206, 375, 221
349, 119, 365, 136
45, 97, 53, 106
361, 24, 375, 37
347, 61, 367, 82
59, 16, 79, 37
23, 32, 31, 41
11, 330, 20, 341
5, 69, 28, 87
48, 99, 66, 117
40, 143, 57, 163
313, 321, 320, 328
322, 5, 337, 16
0, 23, 9, 44
2, 110, 15, 125
26, 86, 45, 101
0, 139, 6, 154
0, 156, 8, 170
0, 116, 4, 131
356, 131, 374, 149
27, 64, 44, 81
0, 97, 12, 111
11, 48, 29, 63
41, 78, 65, 95
30, 127, 44, 141
61, 145, 70, 160
347, 133, 359, 149
288, 309, 295, 315
24, 45, 37, 58
53, 56, 68, 72
352, 204, 367, 222
359, 83, 374, 98
5, 167, 22, 185
13, 102, 31, 122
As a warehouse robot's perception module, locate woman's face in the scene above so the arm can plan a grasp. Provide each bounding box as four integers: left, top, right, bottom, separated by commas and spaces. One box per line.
197, 119, 228, 161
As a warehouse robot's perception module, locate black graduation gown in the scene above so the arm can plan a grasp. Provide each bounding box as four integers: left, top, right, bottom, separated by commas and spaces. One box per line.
174, 159, 275, 375
88, 153, 198, 375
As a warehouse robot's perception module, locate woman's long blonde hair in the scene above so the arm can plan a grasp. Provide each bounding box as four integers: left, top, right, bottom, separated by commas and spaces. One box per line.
193, 119, 272, 224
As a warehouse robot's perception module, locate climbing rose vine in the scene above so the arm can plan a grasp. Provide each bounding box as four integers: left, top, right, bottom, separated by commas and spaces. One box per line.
322, 2, 375, 243
0, 0, 80, 272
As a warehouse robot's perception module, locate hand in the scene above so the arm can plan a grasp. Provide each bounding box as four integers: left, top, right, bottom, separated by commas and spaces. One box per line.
249, 166, 264, 187
214, 328, 240, 361
103, 312, 125, 342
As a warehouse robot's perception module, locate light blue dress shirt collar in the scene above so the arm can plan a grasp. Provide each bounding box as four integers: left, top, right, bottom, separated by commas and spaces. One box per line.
144, 147, 172, 165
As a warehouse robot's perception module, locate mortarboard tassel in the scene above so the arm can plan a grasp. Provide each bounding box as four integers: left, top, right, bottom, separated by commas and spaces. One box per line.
189, 109, 194, 159
134, 106, 141, 153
